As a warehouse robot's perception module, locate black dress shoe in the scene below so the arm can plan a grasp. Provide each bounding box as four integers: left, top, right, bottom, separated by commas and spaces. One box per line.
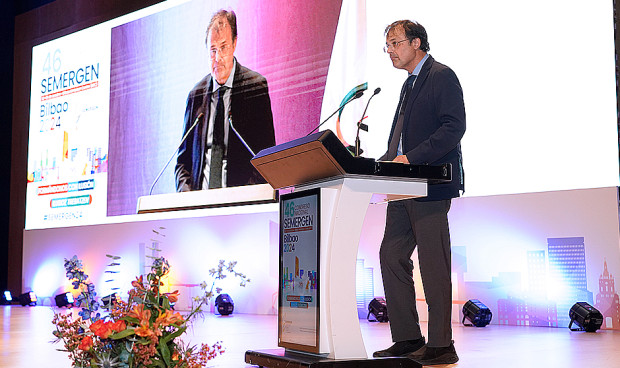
373, 338, 426, 357
411, 342, 459, 365
407, 344, 426, 359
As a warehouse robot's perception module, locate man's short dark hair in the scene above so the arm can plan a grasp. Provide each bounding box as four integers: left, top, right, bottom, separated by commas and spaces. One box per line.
206, 9, 237, 43
385, 20, 430, 52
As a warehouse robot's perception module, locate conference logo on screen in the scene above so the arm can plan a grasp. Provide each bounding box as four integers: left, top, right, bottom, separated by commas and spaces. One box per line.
26, 25, 111, 230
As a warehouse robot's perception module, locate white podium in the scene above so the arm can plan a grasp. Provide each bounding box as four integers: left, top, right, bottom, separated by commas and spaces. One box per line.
245, 130, 447, 367
246, 175, 426, 368
299, 176, 426, 359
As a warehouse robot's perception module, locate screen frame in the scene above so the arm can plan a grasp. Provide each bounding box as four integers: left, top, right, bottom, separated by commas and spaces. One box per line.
278, 188, 321, 353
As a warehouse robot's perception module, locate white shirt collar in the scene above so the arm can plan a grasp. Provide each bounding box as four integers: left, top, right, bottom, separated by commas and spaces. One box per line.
411, 53, 429, 77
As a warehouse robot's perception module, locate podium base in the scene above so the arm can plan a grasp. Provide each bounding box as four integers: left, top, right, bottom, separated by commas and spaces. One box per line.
245, 349, 422, 368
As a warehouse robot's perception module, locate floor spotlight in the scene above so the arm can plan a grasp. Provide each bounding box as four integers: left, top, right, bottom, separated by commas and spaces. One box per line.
569, 302, 603, 332
215, 294, 234, 315
54, 292, 75, 308
0, 291, 12, 305
367, 297, 389, 322
101, 293, 118, 309
18, 291, 37, 306
462, 299, 492, 327
101, 293, 116, 309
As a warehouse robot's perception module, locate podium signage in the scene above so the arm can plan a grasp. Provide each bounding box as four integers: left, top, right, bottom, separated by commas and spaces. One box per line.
278, 189, 320, 353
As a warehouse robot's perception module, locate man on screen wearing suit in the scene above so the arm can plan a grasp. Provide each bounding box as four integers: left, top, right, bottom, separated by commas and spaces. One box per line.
175, 9, 275, 192
372, 20, 465, 365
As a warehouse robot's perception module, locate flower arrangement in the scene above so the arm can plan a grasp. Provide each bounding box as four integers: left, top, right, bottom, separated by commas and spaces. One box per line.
52, 255, 248, 368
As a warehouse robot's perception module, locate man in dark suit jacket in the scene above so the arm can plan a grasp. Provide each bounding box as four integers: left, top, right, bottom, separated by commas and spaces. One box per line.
373, 20, 465, 366
175, 9, 275, 192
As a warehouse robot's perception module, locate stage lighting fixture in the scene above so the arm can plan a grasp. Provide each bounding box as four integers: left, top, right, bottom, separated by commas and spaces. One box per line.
462, 299, 492, 327
215, 293, 234, 315
54, 292, 75, 308
568, 302, 603, 332
0, 291, 12, 305
367, 297, 389, 322
18, 291, 37, 306
101, 293, 117, 309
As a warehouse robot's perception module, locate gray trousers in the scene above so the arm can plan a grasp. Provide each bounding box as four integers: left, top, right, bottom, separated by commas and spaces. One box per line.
379, 198, 453, 347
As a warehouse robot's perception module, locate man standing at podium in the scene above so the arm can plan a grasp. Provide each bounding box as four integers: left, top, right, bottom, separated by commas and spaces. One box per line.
175, 9, 275, 192
373, 20, 465, 365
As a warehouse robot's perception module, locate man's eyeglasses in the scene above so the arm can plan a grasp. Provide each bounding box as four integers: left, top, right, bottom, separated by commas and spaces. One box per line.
210, 44, 232, 58
383, 39, 410, 53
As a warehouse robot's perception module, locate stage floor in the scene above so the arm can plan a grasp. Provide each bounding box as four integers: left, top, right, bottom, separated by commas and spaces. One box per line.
2, 305, 619, 367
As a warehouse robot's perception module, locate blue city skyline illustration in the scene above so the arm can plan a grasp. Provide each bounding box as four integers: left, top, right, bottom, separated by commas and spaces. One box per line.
355, 236, 618, 328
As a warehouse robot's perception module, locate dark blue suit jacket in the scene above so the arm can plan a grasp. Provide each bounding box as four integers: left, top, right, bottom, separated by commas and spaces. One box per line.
175, 61, 275, 192
385, 55, 465, 201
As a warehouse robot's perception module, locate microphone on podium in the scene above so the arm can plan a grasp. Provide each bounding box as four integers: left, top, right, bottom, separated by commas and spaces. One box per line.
353, 87, 381, 156
306, 90, 364, 136
149, 112, 204, 195
228, 115, 256, 157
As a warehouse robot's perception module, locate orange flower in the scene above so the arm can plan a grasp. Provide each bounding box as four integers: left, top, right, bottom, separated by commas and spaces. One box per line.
165, 290, 179, 303
134, 320, 155, 338
110, 319, 126, 333
89, 319, 104, 332
131, 275, 145, 290
78, 335, 93, 350
128, 304, 151, 324
155, 310, 184, 327
90, 319, 114, 339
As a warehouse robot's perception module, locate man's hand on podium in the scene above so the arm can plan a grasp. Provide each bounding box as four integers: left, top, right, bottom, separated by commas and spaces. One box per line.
393, 155, 409, 164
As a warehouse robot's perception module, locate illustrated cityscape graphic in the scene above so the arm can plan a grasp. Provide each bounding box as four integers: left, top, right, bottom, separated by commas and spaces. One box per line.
356, 237, 620, 329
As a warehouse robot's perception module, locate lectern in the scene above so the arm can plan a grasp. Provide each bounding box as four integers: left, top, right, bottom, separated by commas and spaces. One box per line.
245, 130, 450, 368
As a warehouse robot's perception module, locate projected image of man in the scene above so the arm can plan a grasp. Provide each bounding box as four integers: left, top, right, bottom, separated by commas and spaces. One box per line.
175, 9, 275, 191
373, 20, 465, 366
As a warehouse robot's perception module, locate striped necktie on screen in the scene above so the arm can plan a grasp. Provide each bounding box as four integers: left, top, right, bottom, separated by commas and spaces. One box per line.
209, 86, 227, 189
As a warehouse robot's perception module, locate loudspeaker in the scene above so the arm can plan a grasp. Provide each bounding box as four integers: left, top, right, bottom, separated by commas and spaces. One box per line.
367, 297, 389, 322
569, 302, 603, 332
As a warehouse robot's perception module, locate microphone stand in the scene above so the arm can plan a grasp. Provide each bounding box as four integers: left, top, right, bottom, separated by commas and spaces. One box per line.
354, 88, 381, 156
229, 115, 256, 156
354, 119, 368, 157
306, 90, 364, 136
149, 112, 204, 195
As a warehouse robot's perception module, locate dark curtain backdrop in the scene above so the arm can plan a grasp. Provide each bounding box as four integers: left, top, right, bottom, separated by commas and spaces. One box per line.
8, 0, 165, 296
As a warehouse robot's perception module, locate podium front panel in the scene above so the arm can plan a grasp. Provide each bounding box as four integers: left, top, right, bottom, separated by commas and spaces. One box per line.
278, 189, 321, 353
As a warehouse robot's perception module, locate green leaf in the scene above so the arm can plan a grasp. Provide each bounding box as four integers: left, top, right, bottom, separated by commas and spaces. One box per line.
160, 326, 186, 345
110, 328, 135, 339
122, 316, 140, 324
151, 358, 166, 368
135, 337, 151, 345
159, 341, 171, 366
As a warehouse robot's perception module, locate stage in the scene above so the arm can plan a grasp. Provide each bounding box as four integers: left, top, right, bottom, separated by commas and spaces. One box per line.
1, 306, 618, 367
